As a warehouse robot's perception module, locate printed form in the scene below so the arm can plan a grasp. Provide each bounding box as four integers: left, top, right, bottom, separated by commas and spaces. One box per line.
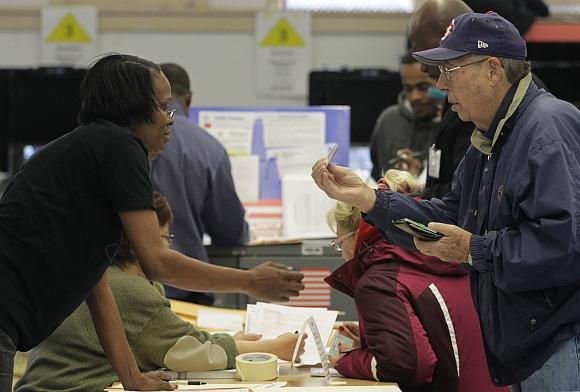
245, 302, 337, 365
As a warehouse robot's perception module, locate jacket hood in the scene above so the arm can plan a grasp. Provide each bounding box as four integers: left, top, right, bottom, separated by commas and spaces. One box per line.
326, 219, 467, 297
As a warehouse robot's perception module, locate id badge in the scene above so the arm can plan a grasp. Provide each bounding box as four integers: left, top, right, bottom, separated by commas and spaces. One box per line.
428, 145, 441, 179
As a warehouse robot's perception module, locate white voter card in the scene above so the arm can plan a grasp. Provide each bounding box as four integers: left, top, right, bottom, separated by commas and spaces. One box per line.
327, 143, 338, 162
327, 333, 354, 357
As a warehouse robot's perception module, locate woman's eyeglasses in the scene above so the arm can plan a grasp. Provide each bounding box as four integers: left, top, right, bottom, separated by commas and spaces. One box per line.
161, 233, 175, 244
330, 231, 357, 252
164, 108, 176, 119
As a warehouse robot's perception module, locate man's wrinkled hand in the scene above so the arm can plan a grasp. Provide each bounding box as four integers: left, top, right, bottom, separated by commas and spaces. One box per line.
311, 158, 376, 212
413, 222, 471, 263
246, 261, 305, 302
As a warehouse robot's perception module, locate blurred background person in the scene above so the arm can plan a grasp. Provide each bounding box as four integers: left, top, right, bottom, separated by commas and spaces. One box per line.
407, 0, 475, 199
408, 0, 549, 199
151, 63, 249, 306
370, 53, 441, 183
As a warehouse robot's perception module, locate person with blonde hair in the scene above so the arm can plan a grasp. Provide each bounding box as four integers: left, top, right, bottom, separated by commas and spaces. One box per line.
325, 170, 505, 392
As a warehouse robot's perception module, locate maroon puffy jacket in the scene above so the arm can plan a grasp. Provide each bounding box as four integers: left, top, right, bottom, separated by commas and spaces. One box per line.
325, 221, 508, 392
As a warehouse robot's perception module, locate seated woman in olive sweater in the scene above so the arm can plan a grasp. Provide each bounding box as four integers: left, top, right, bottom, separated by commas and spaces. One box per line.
15, 192, 304, 392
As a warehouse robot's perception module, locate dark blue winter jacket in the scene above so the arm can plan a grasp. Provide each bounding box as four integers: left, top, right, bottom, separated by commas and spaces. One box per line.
365, 74, 580, 386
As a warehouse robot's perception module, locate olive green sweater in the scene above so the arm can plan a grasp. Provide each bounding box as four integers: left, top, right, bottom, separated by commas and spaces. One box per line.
15, 266, 237, 392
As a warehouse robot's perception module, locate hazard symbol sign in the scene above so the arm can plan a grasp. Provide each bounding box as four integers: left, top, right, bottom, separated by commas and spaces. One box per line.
41, 6, 97, 67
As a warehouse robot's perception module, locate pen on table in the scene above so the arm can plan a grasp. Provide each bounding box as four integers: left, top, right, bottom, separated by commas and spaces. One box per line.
173, 380, 207, 385
187, 380, 207, 385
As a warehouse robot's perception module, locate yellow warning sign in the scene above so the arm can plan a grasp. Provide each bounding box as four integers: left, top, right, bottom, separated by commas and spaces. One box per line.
260, 17, 305, 47
47, 13, 91, 43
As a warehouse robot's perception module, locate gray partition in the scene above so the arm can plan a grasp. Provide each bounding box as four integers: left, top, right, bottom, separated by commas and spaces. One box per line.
207, 239, 357, 321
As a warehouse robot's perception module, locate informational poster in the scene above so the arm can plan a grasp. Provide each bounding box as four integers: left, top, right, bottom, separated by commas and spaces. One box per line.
41, 6, 97, 67
255, 11, 311, 97
198, 111, 256, 155
261, 111, 325, 147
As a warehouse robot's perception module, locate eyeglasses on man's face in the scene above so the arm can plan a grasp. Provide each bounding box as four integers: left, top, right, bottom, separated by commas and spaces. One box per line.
438, 58, 489, 81
330, 231, 357, 252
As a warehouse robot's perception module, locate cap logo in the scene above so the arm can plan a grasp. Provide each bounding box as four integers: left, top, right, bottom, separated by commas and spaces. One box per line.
441, 19, 455, 42
477, 40, 489, 48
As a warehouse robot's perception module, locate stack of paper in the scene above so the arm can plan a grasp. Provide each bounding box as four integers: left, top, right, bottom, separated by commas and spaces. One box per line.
197, 309, 244, 333
245, 302, 338, 365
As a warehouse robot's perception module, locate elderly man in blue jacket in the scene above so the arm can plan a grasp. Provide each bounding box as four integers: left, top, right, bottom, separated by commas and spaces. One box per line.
312, 12, 580, 391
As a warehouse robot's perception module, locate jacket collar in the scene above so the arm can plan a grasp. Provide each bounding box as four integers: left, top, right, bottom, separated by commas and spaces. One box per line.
324, 221, 382, 297
471, 72, 533, 155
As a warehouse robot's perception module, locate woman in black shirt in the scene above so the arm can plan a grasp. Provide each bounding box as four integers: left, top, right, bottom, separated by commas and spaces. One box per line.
0, 54, 304, 391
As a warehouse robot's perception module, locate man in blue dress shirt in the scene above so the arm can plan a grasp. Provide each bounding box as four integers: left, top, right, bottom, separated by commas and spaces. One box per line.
151, 63, 249, 305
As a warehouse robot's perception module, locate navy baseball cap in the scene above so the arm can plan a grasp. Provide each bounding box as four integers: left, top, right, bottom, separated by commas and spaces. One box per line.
412, 12, 527, 65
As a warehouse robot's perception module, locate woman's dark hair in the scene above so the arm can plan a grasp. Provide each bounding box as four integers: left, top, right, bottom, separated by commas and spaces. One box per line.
114, 191, 174, 268
78, 54, 161, 129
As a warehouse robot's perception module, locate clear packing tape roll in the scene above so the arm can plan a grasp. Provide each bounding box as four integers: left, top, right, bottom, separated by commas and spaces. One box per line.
235, 352, 278, 381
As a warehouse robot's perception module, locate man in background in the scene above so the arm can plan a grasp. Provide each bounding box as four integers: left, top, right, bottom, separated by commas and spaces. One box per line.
408, 0, 474, 199
408, 0, 549, 199
370, 52, 441, 182
151, 63, 249, 305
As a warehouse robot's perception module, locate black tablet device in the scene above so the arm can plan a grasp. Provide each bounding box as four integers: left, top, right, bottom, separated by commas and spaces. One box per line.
392, 218, 444, 241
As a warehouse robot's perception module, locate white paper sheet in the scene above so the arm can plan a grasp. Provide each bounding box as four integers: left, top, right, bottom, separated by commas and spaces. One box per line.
229, 155, 260, 202
196, 309, 244, 333
244, 304, 258, 334
245, 302, 337, 365
261, 112, 325, 148
198, 111, 256, 155
281, 175, 335, 239
255, 12, 311, 97
266, 144, 328, 179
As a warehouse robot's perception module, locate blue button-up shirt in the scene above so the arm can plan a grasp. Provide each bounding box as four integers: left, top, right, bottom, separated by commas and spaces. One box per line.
151, 102, 249, 300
